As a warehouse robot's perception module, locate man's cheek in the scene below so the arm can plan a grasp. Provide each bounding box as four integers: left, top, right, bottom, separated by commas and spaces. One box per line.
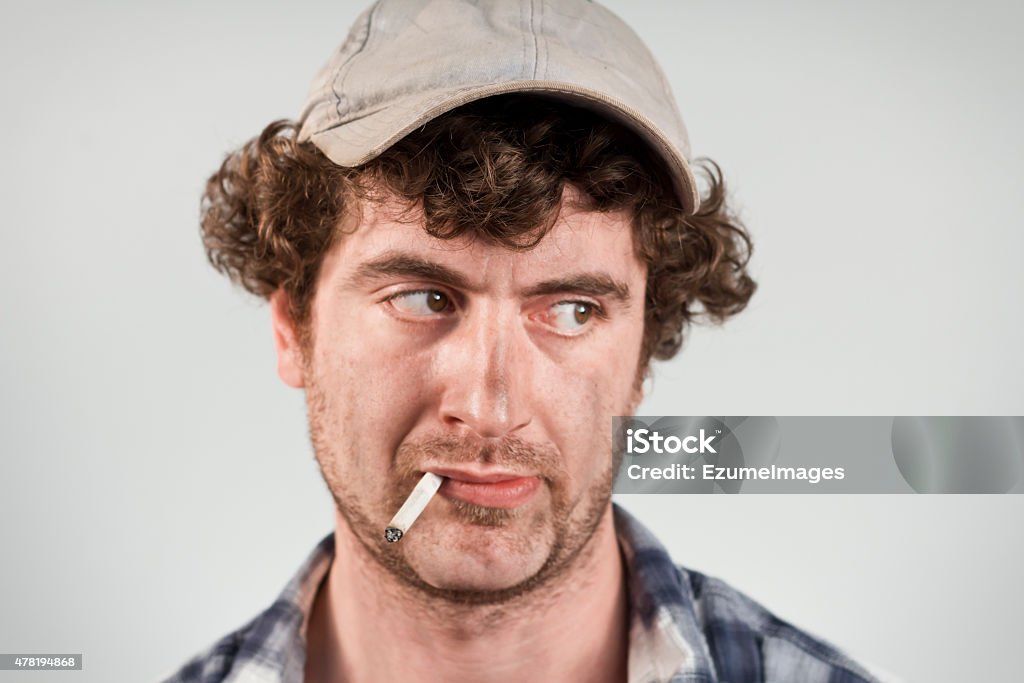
321, 344, 426, 415
572, 355, 632, 411
543, 371, 613, 444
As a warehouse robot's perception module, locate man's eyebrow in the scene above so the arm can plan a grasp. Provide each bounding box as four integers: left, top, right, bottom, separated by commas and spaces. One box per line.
346, 252, 475, 291
346, 252, 632, 305
521, 273, 632, 306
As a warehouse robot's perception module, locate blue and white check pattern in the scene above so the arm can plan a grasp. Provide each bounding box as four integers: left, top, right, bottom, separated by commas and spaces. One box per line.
163, 505, 886, 682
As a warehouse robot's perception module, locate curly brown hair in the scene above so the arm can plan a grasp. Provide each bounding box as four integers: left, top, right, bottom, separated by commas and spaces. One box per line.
201, 95, 755, 380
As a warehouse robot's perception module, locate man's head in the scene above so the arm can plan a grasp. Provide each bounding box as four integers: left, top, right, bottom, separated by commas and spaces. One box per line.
199, 2, 755, 605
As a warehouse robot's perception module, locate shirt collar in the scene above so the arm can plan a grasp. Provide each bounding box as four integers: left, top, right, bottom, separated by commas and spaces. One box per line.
614, 504, 718, 682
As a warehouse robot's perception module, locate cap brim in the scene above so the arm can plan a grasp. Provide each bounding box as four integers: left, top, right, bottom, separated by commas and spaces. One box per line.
303, 80, 700, 214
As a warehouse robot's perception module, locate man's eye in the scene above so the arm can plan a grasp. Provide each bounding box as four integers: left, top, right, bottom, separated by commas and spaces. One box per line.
542, 301, 599, 332
388, 290, 453, 316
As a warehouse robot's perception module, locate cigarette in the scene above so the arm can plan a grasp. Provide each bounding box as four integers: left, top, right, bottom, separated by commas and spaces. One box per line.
384, 472, 444, 543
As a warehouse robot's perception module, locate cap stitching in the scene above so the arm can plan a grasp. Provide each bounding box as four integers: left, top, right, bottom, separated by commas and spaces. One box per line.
529, 0, 539, 80
332, 0, 381, 124
538, 0, 548, 79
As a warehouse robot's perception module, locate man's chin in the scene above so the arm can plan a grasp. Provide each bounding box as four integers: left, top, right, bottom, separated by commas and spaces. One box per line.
397, 514, 559, 603
403, 550, 562, 606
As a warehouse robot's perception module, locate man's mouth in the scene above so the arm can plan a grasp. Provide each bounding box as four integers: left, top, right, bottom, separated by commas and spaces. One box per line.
423, 467, 541, 509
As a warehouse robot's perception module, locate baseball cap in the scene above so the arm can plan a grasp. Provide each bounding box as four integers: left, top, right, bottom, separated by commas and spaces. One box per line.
298, 0, 700, 213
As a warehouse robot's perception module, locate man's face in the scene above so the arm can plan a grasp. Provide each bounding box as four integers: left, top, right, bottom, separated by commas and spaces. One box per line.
274, 186, 647, 603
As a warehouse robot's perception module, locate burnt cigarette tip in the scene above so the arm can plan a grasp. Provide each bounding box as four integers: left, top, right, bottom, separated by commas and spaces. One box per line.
384, 527, 404, 543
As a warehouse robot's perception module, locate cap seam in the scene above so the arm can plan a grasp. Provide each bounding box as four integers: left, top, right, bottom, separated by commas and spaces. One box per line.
331, 0, 382, 127
530, 0, 539, 80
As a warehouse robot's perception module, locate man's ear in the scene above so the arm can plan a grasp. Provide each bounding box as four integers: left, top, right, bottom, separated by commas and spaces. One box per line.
270, 290, 306, 388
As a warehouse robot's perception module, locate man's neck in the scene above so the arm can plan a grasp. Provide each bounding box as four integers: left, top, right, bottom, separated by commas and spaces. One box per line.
304, 506, 628, 683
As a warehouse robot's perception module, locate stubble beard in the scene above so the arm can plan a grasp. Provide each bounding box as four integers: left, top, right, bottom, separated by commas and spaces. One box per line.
304, 377, 616, 609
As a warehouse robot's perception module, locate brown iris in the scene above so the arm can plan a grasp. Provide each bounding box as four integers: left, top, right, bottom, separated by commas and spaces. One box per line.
426, 291, 449, 313
573, 303, 592, 325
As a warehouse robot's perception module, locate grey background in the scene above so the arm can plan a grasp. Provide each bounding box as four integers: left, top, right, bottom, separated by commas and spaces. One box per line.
1, 1, 1022, 681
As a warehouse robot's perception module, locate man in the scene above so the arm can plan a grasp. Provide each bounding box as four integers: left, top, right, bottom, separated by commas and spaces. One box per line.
166, 1, 884, 681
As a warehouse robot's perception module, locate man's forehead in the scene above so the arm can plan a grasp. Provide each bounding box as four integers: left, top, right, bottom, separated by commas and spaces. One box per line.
327, 188, 645, 293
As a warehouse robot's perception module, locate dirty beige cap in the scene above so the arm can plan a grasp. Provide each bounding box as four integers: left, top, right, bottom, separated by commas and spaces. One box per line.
298, 0, 700, 213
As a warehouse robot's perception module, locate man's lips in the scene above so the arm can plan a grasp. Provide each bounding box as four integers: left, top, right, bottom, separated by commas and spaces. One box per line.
422, 467, 541, 509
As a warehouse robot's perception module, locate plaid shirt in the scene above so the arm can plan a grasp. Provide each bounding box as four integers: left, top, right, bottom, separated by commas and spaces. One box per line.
163, 505, 886, 683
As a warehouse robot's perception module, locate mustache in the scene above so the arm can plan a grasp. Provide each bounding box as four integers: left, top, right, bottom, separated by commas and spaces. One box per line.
393, 435, 567, 484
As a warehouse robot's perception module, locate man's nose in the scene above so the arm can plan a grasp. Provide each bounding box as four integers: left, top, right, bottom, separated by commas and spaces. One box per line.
436, 304, 533, 439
